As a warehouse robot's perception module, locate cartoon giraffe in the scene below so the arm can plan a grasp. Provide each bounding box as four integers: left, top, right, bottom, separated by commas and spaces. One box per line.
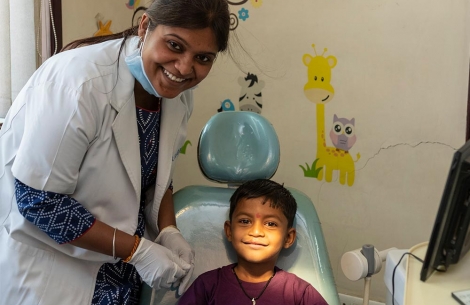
302, 44, 359, 186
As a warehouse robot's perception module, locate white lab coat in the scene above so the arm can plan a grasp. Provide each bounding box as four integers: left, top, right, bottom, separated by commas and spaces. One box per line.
0, 37, 193, 304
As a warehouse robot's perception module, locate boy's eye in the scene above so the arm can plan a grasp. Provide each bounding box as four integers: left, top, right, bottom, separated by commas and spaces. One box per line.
266, 221, 277, 227
238, 219, 250, 225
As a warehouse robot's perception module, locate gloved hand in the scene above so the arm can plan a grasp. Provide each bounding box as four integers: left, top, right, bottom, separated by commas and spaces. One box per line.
128, 237, 191, 290
155, 226, 195, 295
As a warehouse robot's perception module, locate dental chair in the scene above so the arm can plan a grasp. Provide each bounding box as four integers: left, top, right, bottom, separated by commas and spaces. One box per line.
139, 111, 340, 305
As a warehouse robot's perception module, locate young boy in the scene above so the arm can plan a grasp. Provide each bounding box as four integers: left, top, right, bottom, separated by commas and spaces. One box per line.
178, 179, 328, 305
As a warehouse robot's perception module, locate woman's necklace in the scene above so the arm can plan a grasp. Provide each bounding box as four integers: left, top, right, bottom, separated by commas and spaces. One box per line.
232, 267, 276, 305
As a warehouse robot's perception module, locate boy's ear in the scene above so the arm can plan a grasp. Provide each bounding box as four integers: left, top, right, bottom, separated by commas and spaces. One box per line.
283, 228, 296, 249
224, 220, 233, 242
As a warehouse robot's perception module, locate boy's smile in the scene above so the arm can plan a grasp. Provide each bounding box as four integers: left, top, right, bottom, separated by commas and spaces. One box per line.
224, 197, 296, 272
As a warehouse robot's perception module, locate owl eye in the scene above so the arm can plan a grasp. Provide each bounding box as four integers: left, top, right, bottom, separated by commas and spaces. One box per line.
314, 76, 317, 81
333, 123, 343, 135
321, 77, 324, 82
344, 124, 355, 137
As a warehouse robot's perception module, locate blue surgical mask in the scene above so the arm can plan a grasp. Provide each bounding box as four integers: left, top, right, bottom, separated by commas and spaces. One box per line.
125, 27, 162, 98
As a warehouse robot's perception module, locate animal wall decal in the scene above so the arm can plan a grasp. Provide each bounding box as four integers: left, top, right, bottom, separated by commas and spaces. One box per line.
238, 73, 265, 114
300, 44, 360, 186
330, 115, 356, 151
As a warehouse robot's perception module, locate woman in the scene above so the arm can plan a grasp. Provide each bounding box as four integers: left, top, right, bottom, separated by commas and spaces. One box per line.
0, 0, 230, 304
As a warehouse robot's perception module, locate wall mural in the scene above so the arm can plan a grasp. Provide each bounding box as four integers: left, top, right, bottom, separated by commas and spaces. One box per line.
213, 72, 265, 115
228, 0, 264, 30
300, 44, 360, 186
217, 99, 236, 112
238, 73, 265, 114
125, 0, 141, 10
94, 20, 113, 37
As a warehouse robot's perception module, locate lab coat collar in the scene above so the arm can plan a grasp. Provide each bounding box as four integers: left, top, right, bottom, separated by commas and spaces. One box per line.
110, 36, 140, 113
112, 94, 141, 204
110, 36, 142, 203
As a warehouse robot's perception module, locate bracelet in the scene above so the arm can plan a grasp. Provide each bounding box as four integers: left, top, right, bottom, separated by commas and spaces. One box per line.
123, 235, 141, 263
112, 227, 117, 260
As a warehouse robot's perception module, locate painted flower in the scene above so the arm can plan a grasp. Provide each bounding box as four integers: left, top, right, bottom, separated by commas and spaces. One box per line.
238, 8, 249, 21
250, 0, 263, 8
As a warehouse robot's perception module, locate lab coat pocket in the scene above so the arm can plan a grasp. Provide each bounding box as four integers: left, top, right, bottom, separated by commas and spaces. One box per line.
0, 228, 54, 305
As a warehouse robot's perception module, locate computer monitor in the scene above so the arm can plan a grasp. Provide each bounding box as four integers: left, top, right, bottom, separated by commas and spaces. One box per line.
420, 139, 470, 282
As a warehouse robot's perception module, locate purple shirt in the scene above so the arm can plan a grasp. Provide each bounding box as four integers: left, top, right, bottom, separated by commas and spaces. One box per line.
178, 264, 329, 305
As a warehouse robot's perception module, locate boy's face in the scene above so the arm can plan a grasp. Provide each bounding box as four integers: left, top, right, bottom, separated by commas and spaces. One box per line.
224, 197, 296, 267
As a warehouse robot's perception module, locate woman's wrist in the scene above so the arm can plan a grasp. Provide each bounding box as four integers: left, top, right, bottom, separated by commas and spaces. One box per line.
123, 235, 141, 262
115, 229, 139, 259
160, 224, 179, 232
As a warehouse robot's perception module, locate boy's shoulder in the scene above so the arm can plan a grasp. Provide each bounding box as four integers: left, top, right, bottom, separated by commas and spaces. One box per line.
275, 266, 310, 286
274, 266, 328, 304
195, 263, 237, 282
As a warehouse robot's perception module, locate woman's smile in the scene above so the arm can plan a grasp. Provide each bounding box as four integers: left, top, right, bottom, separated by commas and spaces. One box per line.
163, 68, 187, 83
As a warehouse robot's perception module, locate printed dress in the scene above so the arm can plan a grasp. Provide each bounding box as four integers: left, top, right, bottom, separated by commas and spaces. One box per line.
15, 105, 165, 305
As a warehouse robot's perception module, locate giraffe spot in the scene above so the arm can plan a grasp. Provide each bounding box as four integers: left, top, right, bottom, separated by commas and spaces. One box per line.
334, 153, 338, 156
340, 153, 344, 157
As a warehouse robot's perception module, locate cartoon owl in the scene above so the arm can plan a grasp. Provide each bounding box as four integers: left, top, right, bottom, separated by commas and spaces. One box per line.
329, 114, 356, 151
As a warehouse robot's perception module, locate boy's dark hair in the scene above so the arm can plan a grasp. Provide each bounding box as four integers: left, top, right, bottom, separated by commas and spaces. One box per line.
229, 179, 297, 228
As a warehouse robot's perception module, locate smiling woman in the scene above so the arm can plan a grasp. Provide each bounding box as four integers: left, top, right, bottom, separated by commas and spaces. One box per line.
0, 1, 234, 305
137, 22, 218, 100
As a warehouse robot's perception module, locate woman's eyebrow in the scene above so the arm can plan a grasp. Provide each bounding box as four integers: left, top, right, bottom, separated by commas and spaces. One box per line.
164, 33, 217, 57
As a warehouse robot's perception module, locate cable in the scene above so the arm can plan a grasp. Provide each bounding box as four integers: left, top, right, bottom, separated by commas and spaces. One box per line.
363, 276, 371, 305
391, 252, 424, 305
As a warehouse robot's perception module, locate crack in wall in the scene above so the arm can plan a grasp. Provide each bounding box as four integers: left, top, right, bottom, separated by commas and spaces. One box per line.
355, 141, 457, 172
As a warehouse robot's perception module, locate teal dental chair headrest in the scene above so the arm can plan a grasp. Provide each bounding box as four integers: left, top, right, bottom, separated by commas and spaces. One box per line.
197, 111, 280, 184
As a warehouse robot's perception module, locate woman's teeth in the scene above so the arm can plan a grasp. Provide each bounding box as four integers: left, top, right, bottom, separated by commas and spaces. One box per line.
164, 69, 185, 83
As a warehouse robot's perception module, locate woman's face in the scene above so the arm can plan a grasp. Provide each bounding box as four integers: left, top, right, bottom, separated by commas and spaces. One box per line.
138, 15, 219, 99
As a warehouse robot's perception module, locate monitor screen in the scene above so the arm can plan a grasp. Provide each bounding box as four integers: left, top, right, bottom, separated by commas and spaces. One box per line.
420, 140, 470, 282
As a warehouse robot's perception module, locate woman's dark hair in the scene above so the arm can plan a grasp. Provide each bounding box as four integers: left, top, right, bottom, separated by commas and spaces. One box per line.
61, 0, 230, 53
229, 179, 297, 228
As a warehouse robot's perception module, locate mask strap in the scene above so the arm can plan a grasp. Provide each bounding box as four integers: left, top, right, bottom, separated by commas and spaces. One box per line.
140, 25, 150, 55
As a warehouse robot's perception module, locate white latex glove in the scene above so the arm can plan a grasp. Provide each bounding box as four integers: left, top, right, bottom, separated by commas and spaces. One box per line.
155, 226, 195, 295
128, 237, 191, 290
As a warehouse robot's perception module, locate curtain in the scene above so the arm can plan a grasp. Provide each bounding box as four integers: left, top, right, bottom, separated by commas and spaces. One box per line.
0, 0, 38, 118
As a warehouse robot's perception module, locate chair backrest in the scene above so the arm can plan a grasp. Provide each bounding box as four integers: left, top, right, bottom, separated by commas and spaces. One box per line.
140, 112, 340, 305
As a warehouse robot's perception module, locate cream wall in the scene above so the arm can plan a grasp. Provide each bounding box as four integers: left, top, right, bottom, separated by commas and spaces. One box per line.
61, 0, 470, 302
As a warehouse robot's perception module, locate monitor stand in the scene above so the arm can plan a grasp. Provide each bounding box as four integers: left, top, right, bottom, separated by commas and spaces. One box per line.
403, 242, 470, 304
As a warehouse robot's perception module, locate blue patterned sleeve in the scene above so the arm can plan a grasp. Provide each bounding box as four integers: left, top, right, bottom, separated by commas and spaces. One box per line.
15, 178, 96, 244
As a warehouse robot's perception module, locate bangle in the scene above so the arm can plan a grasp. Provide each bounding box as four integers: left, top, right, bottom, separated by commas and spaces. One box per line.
112, 227, 117, 260
123, 235, 141, 263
